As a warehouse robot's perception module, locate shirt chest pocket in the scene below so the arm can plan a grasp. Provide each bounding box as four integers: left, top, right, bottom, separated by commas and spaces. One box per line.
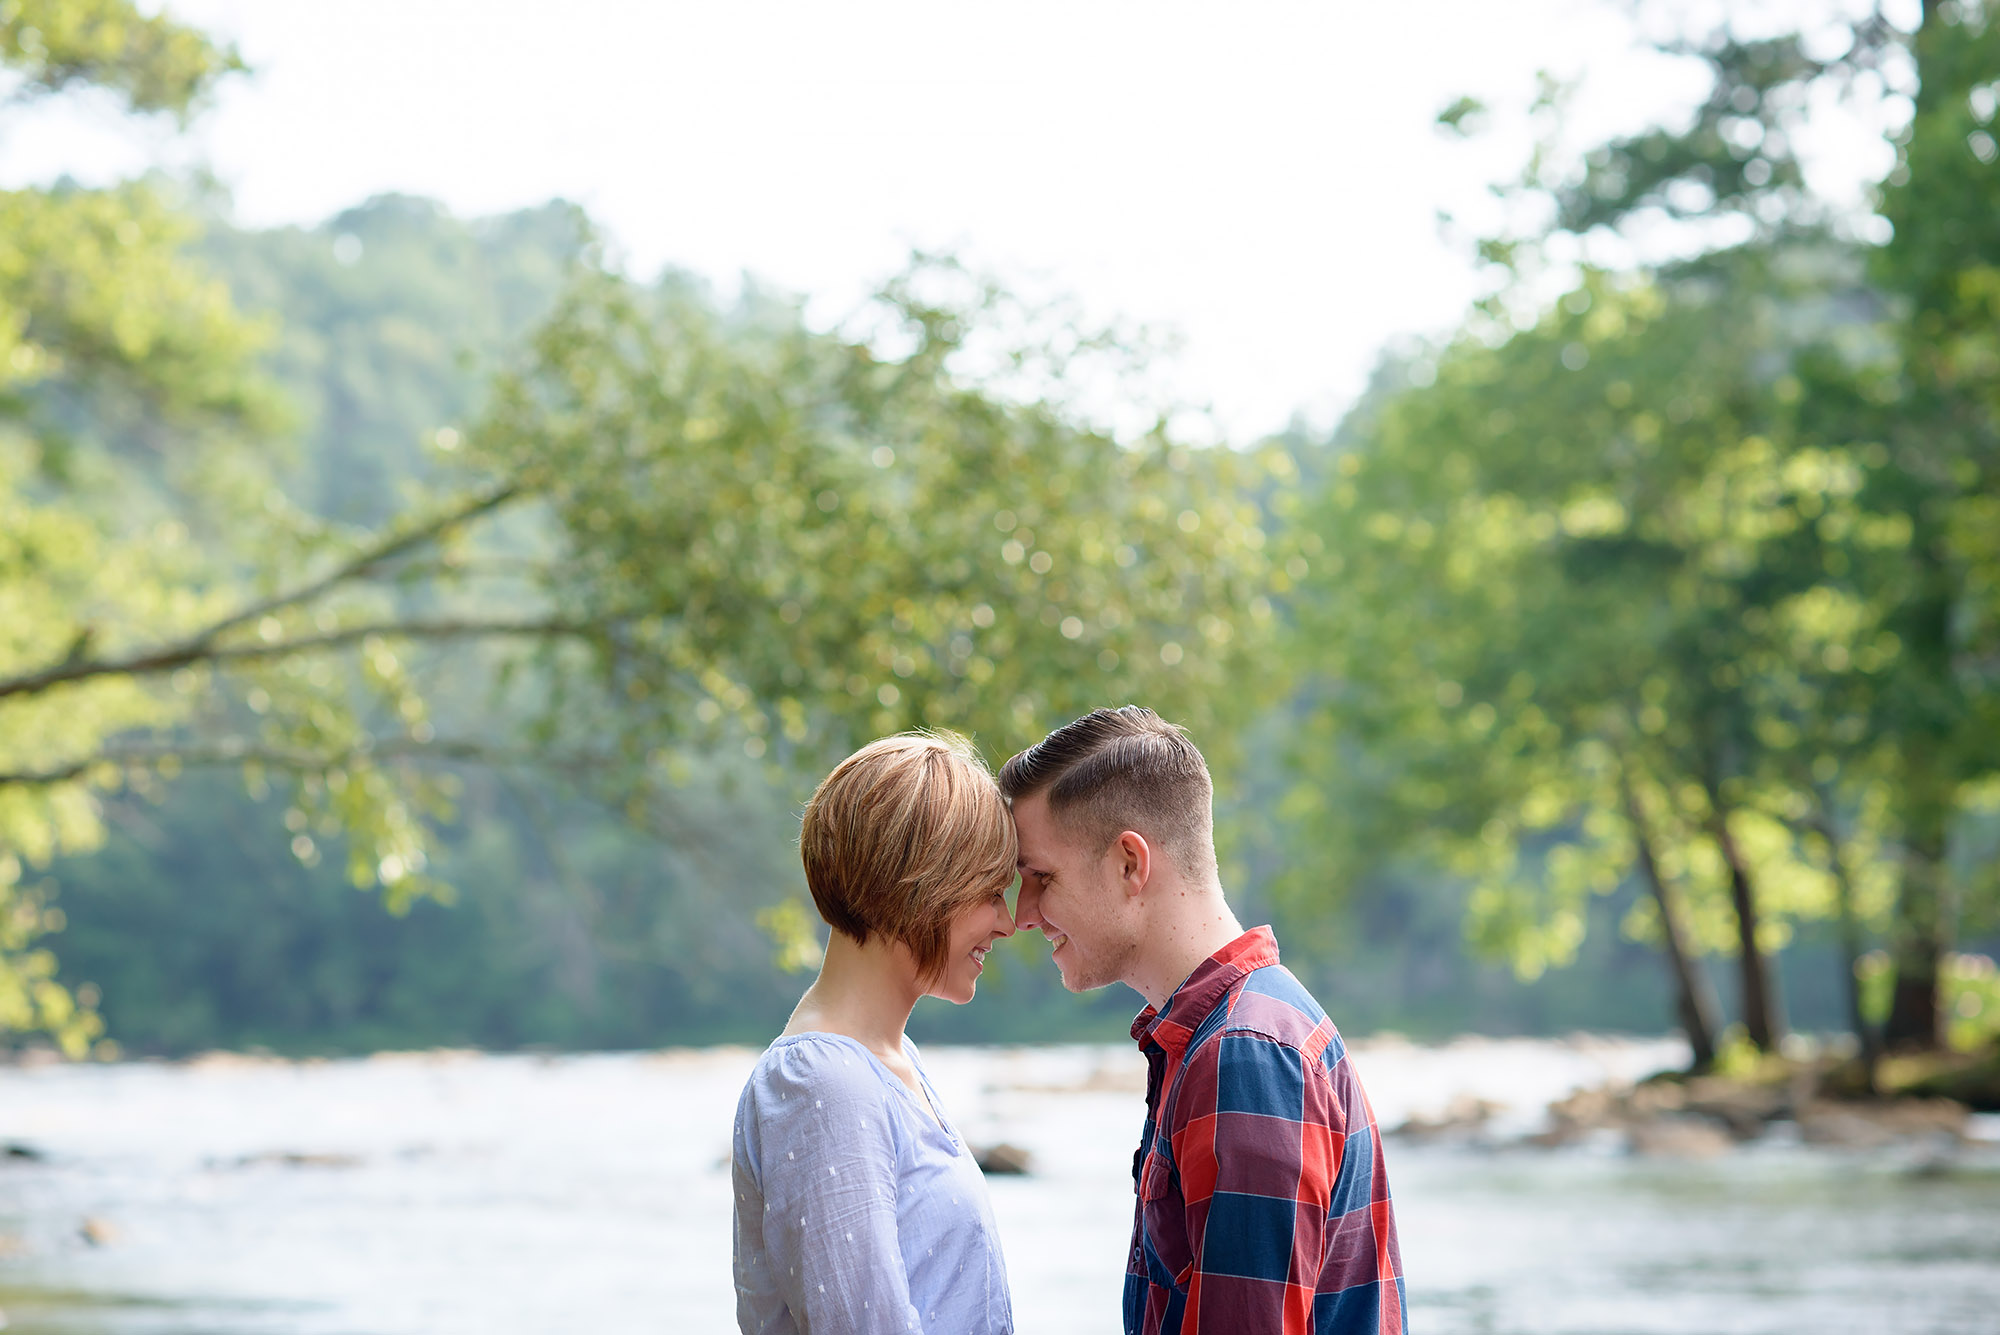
1138, 1148, 1195, 1289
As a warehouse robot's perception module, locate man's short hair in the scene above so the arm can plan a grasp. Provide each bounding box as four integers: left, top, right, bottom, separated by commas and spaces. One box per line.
800, 732, 1016, 982
997, 706, 1215, 879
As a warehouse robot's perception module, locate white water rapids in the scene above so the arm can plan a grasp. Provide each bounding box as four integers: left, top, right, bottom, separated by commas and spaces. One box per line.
1, 1037, 1996, 1334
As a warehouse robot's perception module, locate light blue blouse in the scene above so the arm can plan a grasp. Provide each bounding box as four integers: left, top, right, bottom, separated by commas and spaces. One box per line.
732, 1032, 1012, 1335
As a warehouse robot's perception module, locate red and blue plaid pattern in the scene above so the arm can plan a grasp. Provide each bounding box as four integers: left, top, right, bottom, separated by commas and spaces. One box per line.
1124, 927, 1405, 1335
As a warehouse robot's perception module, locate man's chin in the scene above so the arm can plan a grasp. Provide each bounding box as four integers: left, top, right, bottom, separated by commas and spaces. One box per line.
1055, 962, 1104, 994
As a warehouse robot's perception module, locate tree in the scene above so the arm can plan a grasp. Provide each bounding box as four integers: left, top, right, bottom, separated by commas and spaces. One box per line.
2, 0, 255, 1054
1282, 1, 2000, 1059
1865, 0, 2000, 1047
0, 4, 1286, 1053
1523, 1, 2000, 1052
463, 262, 1286, 770
1280, 259, 1858, 1062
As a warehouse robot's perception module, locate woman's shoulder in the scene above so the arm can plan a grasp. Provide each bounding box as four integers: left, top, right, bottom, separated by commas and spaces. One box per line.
745, 1032, 899, 1113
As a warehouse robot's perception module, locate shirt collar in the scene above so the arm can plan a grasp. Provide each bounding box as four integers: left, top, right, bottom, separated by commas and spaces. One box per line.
1129, 925, 1280, 1066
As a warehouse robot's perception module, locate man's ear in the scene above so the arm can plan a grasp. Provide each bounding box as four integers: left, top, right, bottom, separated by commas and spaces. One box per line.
1112, 830, 1151, 898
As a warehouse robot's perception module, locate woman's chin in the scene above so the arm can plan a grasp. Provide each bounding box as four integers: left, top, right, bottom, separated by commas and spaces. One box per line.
932, 956, 988, 1004
932, 976, 978, 1005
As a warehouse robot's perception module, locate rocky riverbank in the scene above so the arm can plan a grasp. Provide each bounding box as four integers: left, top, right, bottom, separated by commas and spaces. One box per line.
1389, 1045, 2000, 1157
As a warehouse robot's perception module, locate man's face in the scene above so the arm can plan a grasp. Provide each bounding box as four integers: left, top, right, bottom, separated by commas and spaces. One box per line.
1010, 791, 1139, 994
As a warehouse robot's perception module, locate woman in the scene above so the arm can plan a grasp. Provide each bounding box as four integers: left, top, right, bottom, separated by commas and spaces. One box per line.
732, 733, 1018, 1335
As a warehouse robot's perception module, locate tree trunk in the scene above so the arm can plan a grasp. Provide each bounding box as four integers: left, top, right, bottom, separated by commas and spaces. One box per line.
1620, 765, 1721, 1071
1883, 618, 1955, 1051
1706, 799, 1786, 1052
1809, 795, 1880, 1089
1878, 0, 1964, 1054
1884, 794, 1951, 1050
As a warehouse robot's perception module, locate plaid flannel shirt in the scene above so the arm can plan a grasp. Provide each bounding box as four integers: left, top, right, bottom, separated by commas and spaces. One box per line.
1125, 927, 1405, 1335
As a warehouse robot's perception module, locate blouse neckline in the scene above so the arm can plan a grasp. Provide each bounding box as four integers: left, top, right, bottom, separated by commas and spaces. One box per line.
769, 1030, 960, 1146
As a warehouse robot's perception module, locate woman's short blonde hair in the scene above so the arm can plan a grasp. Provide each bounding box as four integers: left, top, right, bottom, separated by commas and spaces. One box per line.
800, 732, 1016, 982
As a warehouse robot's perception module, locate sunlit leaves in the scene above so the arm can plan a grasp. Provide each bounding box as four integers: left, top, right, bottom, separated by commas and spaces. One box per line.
0, 0, 240, 119
1281, 254, 1915, 993
469, 262, 1281, 772
2, 117, 1286, 1061
1287, 2, 2000, 1055
0, 184, 275, 424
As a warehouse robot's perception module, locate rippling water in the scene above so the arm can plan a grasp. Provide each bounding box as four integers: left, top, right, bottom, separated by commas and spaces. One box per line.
1, 1039, 1996, 1334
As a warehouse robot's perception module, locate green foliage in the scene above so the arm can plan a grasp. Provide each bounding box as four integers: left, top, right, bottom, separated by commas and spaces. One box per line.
1283, 257, 1873, 979
0, 851, 100, 1055
0, 1, 1288, 1054
0, 0, 240, 119
1435, 96, 1487, 137
16, 0, 1993, 1061
38, 198, 1715, 1056
757, 897, 826, 975
1708, 1026, 1787, 1082
1545, 19, 1901, 237
1283, 3, 2000, 1055
1945, 952, 2000, 1052
198, 194, 592, 522
48, 767, 818, 1053
468, 259, 1283, 773
1876, 948, 2000, 1053
0, 6, 278, 1051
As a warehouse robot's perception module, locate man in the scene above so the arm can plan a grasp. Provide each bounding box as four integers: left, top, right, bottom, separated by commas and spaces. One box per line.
1000, 706, 1405, 1335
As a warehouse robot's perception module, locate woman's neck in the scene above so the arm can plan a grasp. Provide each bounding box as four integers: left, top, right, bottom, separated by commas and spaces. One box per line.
781, 931, 923, 1061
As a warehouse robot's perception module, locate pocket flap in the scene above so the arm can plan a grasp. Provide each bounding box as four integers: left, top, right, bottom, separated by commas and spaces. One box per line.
1138, 1148, 1175, 1201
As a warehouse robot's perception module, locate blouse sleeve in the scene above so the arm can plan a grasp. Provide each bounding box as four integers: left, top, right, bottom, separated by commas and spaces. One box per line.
752, 1040, 923, 1334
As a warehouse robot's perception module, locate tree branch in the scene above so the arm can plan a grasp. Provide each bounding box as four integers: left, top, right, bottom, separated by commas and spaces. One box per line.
0, 614, 586, 702
0, 479, 565, 702
199, 480, 525, 644
0, 734, 531, 787
0, 722, 707, 789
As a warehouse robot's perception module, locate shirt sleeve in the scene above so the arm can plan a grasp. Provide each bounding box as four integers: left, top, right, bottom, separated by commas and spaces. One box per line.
1168, 1029, 1347, 1335
752, 1041, 924, 1335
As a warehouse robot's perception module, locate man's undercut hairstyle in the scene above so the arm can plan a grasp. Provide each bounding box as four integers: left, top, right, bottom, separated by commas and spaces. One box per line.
998, 706, 1215, 879
800, 732, 1016, 983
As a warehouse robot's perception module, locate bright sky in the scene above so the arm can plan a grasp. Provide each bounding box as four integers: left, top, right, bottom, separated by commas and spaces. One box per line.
9, 0, 1900, 440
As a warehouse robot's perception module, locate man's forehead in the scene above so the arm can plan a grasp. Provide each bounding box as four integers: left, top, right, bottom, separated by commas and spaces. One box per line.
1008, 793, 1053, 847
1010, 793, 1082, 862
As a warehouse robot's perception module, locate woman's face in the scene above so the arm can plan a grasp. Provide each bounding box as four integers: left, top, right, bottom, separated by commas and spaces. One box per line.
926, 880, 1017, 1005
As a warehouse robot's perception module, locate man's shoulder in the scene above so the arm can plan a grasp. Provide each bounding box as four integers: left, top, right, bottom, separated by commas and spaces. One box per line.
1225, 963, 1340, 1048
1175, 962, 1349, 1081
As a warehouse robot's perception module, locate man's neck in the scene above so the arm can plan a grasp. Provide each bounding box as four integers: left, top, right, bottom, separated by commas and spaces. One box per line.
1129, 884, 1245, 1012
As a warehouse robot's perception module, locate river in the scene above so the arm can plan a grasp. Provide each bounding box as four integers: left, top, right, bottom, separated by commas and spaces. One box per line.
1, 1038, 1996, 1333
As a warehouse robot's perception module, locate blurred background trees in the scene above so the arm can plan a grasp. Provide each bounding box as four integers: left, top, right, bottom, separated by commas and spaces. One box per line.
1279, 0, 1999, 1071
2, 0, 1995, 1063
0, 0, 1281, 1054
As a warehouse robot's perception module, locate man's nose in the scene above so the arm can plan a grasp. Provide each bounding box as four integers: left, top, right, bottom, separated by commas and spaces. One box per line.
1013, 880, 1041, 931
